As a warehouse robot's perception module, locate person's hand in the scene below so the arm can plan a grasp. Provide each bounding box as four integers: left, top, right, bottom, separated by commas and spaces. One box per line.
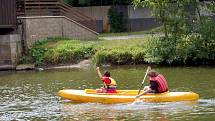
135, 95, 141, 98
148, 66, 151, 71
96, 67, 100, 72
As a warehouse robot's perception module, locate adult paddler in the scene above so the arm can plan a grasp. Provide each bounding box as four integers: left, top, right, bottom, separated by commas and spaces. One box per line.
136, 69, 169, 98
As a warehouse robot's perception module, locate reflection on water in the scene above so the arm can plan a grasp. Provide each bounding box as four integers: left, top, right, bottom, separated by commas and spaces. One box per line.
61, 100, 215, 121
0, 66, 215, 120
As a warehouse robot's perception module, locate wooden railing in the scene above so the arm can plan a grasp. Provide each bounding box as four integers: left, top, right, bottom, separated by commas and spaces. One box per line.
16, 0, 97, 31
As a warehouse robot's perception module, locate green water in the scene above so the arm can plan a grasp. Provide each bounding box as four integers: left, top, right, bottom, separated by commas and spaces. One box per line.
0, 65, 215, 121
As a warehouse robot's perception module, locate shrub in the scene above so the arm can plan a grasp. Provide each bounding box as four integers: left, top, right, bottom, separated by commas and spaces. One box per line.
30, 40, 48, 66
93, 47, 146, 65
44, 40, 95, 64
132, 48, 146, 64
144, 31, 215, 65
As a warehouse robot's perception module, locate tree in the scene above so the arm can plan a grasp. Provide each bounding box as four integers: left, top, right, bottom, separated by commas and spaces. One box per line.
132, 0, 200, 38
133, 0, 215, 65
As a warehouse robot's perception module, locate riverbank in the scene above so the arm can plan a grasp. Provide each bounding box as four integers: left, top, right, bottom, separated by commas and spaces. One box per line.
14, 28, 215, 70
23, 36, 149, 68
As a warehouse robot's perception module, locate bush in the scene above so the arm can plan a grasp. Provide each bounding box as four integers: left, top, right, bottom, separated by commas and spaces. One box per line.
30, 40, 48, 66
143, 30, 215, 65
44, 41, 95, 64
29, 38, 96, 66
143, 37, 178, 64
93, 47, 146, 65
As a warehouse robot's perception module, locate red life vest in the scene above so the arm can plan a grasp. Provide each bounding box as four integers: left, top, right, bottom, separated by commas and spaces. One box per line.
102, 77, 117, 93
102, 77, 117, 88
150, 74, 168, 93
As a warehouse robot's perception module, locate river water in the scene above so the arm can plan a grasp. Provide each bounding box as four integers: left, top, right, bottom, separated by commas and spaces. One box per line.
0, 65, 215, 121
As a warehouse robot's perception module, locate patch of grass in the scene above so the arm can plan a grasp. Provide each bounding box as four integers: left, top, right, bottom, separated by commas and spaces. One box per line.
28, 36, 150, 66
92, 37, 149, 65
29, 37, 98, 66
44, 40, 97, 65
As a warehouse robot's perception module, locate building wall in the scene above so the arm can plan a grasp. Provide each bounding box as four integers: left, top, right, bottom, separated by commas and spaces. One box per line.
74, 6, 160, 32
19, 16, 98, 48
128, 6, 152, 19
0, 34, 21, 70
127, 6, 160, 31
74, 6, 111, 32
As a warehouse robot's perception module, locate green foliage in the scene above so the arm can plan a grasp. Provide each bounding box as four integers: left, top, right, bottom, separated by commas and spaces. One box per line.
30, 40, 48, 66
143, 31, 215, 65
92, 38, 147, 65
29, 37, 149, 66
133, 0, 199, 38
143, 36, 178, 64
64, 0, 79, 6
28, 37, 96, 66
132, 0, 215, 65
108, 6, 127, 32
93, 47, 146, 65
205, 1, 215, 13
44, 40, 95, 64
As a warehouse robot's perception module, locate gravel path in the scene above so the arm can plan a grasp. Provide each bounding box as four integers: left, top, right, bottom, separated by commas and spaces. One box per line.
100, 34, 162, 40
101, 35, 147, 40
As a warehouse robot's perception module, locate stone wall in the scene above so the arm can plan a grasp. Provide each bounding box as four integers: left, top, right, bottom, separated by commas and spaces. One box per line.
62, 17, 98, 39
19, 16, 98, 48
0, 34, 21, 70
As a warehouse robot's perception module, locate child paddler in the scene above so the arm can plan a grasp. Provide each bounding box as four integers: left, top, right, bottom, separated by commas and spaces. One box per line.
96, 67, 117, 93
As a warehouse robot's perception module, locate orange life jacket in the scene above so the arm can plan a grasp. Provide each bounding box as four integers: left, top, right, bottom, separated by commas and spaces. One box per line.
150, 74, 168, 93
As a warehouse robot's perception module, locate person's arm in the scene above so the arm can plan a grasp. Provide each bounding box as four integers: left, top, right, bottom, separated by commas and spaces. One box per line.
96, 67, 102, 79
136, 87, 152, 98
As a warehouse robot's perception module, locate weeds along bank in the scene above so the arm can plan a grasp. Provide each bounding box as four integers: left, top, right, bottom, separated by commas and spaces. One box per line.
25, 34, 215, 67
23, 37, 147, 66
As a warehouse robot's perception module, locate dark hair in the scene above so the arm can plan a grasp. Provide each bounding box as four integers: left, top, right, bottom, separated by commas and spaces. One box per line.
103, 71, 111, 77
147, 70, 159, 77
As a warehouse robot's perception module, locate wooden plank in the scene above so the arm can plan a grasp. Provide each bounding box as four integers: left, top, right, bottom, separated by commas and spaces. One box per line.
25, 6, 59, 9
60, 6, 92, 21
25, 2, 59, 5
25, 0, 58, 1
0, 0, 16, 27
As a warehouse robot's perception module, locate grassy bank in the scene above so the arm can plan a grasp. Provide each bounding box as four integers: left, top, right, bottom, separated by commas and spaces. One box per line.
28, 38, 98, 66
27, 37, 149, 66
26, 32, 215, 66
93, 38, 147, 65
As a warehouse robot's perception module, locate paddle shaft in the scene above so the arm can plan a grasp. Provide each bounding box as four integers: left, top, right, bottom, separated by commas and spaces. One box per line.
137, 66, 150, 95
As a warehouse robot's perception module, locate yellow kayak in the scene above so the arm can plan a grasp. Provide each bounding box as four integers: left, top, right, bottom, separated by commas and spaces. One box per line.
58, 89, 199, 104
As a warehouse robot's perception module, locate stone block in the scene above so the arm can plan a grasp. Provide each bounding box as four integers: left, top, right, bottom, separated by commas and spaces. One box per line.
0, 34, 21, 70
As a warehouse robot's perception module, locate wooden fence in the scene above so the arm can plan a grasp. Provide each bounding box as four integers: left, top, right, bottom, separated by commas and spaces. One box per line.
0, 0, 17, 28
16, 0, 97, 31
